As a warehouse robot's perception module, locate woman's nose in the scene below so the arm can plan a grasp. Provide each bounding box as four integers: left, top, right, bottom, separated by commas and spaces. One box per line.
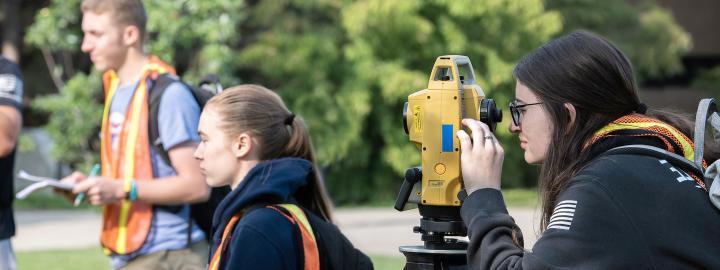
508, 122, 521, 133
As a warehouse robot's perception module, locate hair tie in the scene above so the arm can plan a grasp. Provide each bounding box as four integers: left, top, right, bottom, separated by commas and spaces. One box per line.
285, 113, 295, 125
636, 103, 647, 114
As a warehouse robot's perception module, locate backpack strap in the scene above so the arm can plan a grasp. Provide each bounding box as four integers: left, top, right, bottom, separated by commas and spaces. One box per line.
208, 212, 242, 270
147, 73, 179, 167
147, 74, 197, 245
603, 145, 703, 176
148, 73, 215, 166
602, 144, 710, 190
694, 98, 720, 210
694, 98, 720, 170
267, 204, 320, 270
147, 73, 225, 248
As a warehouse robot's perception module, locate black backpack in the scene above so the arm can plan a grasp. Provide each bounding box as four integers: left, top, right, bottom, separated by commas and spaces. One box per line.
602, 98, 720, 209
304, 209, 374, 270
147, 73, 230, 243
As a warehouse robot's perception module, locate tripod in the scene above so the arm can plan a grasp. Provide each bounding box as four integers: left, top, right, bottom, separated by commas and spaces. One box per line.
396, 168, 469, 270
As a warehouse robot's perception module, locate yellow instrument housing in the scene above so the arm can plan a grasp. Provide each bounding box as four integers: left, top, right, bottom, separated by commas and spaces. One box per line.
405, 55, 487, 207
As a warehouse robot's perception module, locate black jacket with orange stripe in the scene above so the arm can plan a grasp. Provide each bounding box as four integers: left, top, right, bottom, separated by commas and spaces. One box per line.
461, 137, 720, 269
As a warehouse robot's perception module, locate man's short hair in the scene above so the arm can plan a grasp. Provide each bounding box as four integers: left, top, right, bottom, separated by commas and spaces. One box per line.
81, 0, 147, 44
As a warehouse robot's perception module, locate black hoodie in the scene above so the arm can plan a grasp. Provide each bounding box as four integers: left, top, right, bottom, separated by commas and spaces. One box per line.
461, 137, 720, 269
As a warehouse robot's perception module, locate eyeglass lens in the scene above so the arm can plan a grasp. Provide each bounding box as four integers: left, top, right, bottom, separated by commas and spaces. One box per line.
510, 102, 520, 126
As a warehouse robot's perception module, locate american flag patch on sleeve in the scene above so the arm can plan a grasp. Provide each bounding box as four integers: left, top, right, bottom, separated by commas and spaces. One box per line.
547, 200, 577, 230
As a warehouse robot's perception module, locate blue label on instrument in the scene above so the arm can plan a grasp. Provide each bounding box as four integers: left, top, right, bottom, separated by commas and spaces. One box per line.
442, 124, 453, 152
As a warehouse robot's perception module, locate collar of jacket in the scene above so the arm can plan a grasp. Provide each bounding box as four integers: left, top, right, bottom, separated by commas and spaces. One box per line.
211, 157, 313, 240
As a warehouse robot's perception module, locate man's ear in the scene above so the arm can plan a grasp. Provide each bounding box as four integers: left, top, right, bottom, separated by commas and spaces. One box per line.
232, 133, 253, 158
122, 25, 141, 47
564, 102, 577, 127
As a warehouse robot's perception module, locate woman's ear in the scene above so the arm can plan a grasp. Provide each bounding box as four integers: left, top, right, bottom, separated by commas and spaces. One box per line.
232, 133, 253, 158
564, 102, 577, 127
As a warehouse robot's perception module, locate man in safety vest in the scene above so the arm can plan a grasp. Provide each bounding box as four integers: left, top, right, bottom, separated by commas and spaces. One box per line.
60, 1, 210, 269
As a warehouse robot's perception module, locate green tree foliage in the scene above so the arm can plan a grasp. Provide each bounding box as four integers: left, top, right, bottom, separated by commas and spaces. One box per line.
332, 0, 562, 201
26, 0, 689, 204
547, 0, 691, 79
32, 72, 102, 172
236, 0, 561, 203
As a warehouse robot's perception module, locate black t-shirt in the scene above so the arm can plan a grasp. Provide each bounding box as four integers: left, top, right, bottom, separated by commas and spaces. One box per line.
0, 56, 23, 240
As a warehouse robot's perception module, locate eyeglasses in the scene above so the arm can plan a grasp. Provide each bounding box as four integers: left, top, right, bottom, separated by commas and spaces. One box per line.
509, 101, 543, 127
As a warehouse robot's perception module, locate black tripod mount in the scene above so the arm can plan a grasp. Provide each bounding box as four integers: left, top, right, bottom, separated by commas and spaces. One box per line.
395, 167, 469, 270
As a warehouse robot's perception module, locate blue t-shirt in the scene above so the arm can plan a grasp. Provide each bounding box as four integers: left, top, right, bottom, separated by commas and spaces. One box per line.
107, 79, 205, 269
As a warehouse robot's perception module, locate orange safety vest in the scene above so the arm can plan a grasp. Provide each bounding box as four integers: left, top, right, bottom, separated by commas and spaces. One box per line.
590, 114, 708, 190
99, 56, 176, 254
208, 204, 320, 270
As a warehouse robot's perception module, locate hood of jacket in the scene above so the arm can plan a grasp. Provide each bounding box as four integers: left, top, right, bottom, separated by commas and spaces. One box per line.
210, 157, 313, 241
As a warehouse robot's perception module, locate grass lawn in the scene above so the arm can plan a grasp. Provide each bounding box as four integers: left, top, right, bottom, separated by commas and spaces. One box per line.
17, 247, 406, 270
370, 255, 405, 269
339, 188, 539, 209
502, 188, 538, 208
16, 247, 110, 270
14, 192, 93, 210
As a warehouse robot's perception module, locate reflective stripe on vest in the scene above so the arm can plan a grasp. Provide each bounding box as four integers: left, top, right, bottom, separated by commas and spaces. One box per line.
208, 204, 320, 270
270, 204, 320, 270
590, 114, 707, 190
594, 121, 695, 162
208, 214, 241, 270
99, 56, 176, 254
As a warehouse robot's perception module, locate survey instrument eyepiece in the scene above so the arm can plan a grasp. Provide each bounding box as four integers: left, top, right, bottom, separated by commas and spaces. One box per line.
480, 99, 502, 132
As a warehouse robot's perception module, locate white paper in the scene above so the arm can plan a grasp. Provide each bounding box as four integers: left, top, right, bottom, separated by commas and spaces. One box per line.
15, 170, 74, 199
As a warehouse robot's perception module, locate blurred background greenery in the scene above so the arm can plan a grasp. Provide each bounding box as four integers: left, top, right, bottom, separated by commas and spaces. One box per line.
7, 0, 718, 206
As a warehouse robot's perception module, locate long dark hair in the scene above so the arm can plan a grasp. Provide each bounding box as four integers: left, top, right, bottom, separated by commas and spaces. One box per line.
207, 85, 334, 222
512, 31, 715, 231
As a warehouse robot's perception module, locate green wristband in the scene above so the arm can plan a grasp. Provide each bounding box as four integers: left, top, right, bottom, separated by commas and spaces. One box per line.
129, 180, 138, 201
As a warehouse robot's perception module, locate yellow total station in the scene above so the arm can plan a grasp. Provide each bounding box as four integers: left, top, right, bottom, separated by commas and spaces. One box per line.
401, 55, 502, 208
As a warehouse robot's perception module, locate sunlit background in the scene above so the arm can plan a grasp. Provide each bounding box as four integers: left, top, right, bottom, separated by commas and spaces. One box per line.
4, 0, 719, 269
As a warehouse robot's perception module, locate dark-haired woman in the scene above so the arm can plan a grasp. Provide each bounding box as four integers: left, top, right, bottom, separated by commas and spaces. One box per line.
458, 31, 720, 269
195, 85, 372, 270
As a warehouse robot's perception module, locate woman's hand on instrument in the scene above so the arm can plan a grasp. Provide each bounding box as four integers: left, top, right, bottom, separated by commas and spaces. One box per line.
457, 119, 504, 194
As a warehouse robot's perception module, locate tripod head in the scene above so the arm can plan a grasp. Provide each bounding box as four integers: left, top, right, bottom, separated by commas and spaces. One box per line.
396, 167, 467, 249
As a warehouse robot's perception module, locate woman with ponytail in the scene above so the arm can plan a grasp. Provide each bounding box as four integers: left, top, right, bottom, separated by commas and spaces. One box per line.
195, 85, 371, 270
459, 31, 720, 269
